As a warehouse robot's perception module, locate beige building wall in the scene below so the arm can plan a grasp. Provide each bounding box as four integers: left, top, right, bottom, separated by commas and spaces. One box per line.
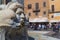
49, 0, 60, 22
49, 0, 60, 12
24, 0, 49, 22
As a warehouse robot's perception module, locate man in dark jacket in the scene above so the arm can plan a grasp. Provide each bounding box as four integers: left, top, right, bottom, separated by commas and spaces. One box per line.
53, 24, 59, 33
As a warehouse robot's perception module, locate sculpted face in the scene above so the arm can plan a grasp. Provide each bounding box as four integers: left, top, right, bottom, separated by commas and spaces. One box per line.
16, 8, 25, 24
0, 2, 25, 28
0, 9, 23, 28
16, 8, 23, 14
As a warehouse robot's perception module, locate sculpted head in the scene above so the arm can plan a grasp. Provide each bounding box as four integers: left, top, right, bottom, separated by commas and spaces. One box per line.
0, 2, 25, 28
0, 9, 16, 27
0, 9, 24, 28
15, 8, 25, 23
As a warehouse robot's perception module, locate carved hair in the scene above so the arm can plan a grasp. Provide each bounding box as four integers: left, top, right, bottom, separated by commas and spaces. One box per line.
6, 2, 23, 9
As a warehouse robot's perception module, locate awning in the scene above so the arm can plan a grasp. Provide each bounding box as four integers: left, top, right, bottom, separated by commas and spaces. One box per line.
50, 20, 60, 22
29, 17, 48, 22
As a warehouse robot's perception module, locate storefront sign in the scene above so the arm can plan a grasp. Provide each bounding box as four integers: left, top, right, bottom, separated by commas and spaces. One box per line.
54, 13, 60, 16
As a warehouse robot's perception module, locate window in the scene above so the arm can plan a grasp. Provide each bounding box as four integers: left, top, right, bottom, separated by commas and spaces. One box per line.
35, 12, 38, 16
33, 9, 40, 16
51, 5, 54, 12
28, 4, 32, 9
35, 3, 39, 9
43, 2, 46, 7
6, 0, 11, 4
43, 11, 46, 16
29, 13, 31, 16
51, 15, 54, 18
33, 3, 40, 16
52, 0, 54, 1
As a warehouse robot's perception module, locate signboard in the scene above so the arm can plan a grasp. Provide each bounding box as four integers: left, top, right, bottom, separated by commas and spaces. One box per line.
54, 13, 60, 16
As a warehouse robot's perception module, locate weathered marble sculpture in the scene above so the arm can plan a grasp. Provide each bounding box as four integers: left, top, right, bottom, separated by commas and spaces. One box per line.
0, 2, 28, 40
0, 4, 6, 10
0, 2, 23, 27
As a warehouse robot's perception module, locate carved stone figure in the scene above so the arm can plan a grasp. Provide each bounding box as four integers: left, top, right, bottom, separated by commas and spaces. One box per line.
0, 2, 28, 40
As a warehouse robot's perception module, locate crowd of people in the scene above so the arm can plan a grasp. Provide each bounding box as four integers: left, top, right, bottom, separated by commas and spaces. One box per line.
52, 23, 60, 33
28, 23, 60, 33
28, 23, 50, 30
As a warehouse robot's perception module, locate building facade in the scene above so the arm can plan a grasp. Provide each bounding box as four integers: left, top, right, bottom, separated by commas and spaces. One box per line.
49, 0, 60, 23
24, 0, 49, 23
49, 0, 60, 12
24, 0, 60, 24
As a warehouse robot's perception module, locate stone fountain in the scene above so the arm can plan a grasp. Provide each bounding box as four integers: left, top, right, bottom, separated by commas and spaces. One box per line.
0, 2, 28, 40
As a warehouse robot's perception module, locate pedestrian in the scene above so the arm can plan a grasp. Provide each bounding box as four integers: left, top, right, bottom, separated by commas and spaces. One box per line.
42, 24, 45, 30
52, 24, 59, 34
34, 24, 38, 30
44, 24, 47, 30
58, 23, 60, 28
30, 24, 33, 29
37, 24, 41, 30
45, 24, 49, 30
56, 24, 59, 33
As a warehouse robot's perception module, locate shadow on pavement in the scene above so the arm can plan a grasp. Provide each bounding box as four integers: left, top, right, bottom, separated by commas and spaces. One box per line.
45, 31, 60, 39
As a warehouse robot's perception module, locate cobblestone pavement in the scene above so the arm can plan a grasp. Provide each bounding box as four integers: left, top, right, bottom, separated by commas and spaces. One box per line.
28, 31, 60, 40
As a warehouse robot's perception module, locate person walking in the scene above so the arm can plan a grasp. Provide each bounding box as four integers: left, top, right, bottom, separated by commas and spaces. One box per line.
52, 24, 59, 35
37, 24, 41, 30
42, 24, 45, 30
34, 24, 38, 30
